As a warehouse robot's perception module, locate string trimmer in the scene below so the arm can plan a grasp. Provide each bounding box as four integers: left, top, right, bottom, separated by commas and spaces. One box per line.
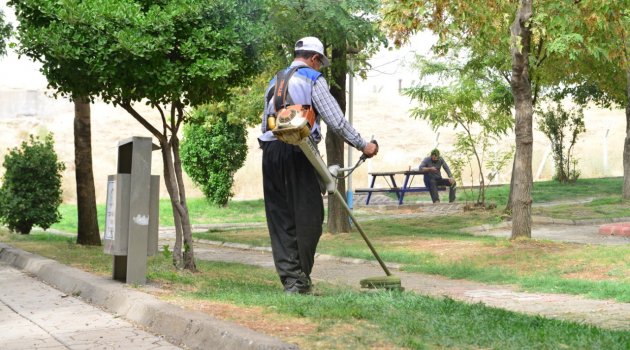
272, 125, 402, 291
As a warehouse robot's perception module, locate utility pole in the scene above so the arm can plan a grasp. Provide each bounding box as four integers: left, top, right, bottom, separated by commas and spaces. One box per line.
346, 57, 355, 210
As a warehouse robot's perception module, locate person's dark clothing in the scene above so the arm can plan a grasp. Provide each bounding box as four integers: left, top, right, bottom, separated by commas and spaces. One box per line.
262, 141, 324, 293
423, 176, 456, 203
259, 59, 367, 294
419, 156, 456, 203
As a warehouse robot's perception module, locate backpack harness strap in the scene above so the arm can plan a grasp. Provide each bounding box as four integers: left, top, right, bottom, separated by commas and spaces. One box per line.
266, 67, 317, 133
273, 66, 299, 113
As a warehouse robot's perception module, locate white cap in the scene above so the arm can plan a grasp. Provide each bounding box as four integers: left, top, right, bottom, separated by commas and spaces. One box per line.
295, 37, 330, 67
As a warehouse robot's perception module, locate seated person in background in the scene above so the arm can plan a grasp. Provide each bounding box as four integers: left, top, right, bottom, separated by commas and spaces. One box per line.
419, 148, 456, 203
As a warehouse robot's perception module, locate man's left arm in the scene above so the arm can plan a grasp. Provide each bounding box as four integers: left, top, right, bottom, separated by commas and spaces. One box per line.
442, 159, 455, 184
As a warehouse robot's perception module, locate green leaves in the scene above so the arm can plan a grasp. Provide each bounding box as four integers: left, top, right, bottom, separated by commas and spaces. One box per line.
406, 56, 513, 136
180, 106, 248, 206
405, 55, 514, 205
9, 0, 267, 107
267, 0, 385, 73
0, 134, 65, 234
0, 9, 11, 57
537, 103, 586, 183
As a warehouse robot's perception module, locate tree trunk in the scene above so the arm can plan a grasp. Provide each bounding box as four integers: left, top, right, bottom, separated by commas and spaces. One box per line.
73, 96, 101, 246
171, 134, 195, 270
326, 47, 351, 234
161, 140, 183, 268
509, 0, 534, 239
121, 101, 195, 271
504, 158, 515, 214
160, 136, 195, 270
623, 67, 630, 198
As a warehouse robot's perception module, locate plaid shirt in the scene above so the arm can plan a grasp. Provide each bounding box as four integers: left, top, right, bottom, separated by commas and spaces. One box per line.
262, 62, 367, 151
311, 76, 367, 150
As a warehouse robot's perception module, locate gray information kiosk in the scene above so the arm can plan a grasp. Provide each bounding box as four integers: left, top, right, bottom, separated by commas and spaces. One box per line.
103, 136, 160, 285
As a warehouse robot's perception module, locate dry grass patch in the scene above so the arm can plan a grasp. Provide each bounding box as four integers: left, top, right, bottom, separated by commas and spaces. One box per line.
473, 240, 580, 274
386, 238, 496, 262
562, 268, 619, 281
143, 290, 402, 350
164, 298, 316, 340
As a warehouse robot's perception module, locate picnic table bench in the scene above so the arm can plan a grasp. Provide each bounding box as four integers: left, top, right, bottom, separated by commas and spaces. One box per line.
354, 170, 445, 205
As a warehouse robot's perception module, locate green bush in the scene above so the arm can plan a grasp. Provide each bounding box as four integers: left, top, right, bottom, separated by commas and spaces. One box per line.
181, 109, 247, 206
0, 134, 65, 234
538, 103, 585, 183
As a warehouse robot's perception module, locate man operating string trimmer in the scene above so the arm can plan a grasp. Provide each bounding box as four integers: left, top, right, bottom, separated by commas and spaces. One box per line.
259, 36, 378, 294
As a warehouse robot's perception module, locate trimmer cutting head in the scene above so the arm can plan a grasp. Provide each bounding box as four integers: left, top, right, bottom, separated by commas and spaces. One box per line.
360, 275, 404, 291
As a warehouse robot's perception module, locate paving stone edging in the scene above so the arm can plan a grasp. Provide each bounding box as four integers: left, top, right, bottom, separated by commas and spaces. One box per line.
0, 243, 297, 350
464, 216, 630, 233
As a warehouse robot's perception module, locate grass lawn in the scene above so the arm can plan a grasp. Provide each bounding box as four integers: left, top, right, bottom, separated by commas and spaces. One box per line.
47, 176, 630, 303
478, 176, 624, 205
51, 177, 625, 233
197, 213, 630, 303
390, 176, 625, 207
2, 230, 629, 350
532, 196, 630, 220
52, 197, 268, 233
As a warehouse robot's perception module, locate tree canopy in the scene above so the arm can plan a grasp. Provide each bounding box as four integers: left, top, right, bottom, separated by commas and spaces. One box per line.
0, 9, 11, 57
9, 0, 264, 107
268, 0, 385, 73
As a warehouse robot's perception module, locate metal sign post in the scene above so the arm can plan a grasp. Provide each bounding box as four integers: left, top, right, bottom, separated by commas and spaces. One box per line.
103, 136, 159, 285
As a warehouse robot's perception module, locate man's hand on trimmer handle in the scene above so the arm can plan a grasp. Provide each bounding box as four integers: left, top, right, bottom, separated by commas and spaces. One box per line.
361, 140, 379, 159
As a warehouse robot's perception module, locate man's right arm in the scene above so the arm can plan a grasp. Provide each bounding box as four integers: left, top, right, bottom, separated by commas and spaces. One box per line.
311, 77, 368, 151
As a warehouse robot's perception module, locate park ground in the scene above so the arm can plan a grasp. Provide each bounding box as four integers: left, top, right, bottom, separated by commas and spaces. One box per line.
1, 177, 630, 349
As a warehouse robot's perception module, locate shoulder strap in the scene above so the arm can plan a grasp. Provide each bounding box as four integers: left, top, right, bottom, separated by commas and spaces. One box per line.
273, 66, 299, 113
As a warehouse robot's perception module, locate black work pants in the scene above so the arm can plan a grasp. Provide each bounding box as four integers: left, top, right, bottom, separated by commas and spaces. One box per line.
261, 141, 324, 287
423, 175, 456, 203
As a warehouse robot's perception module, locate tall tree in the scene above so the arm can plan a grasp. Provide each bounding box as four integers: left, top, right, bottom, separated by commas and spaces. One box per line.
567, 2, 630, 197
73, 96, 100, 245
267, 0, 385, 233
8, 0, 102, 245
9, 0, 265, 269
381, 0, 614, 238
509, 0, 534, 238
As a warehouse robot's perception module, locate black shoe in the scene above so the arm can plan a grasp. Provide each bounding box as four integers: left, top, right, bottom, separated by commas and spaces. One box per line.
284, 279, 312, 295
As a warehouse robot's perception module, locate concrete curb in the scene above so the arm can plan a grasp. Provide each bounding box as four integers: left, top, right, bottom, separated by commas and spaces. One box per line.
0, 243, 297, 350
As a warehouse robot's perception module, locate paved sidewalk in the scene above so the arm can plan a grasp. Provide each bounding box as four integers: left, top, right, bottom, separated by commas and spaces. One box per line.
0, 243, 297, 350
0, 262, 182, 350
465, 221, 630, 245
